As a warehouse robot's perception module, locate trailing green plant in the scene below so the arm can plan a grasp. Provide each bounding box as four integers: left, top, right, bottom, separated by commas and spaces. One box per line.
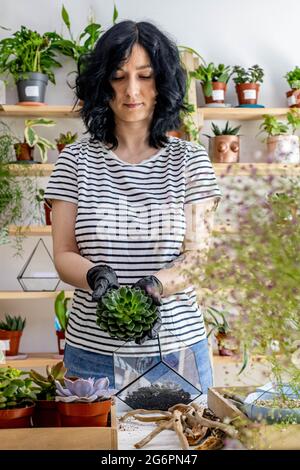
96, 286, 158, 341
15, 118, 56, 163
55, 131, 78, 146
190, 62, 232, 97
258, 109, 300, 139
55, 291, 69, 332
0, 366, 37, 409
204, 121, 242, 138
285, 66, 300, 90
29, 361, 66, 400
0, 314, 26, 331
0, 25, 63, 84
232, 65, 264, 84
54, 3, 119, 65
183, 173, 300, 398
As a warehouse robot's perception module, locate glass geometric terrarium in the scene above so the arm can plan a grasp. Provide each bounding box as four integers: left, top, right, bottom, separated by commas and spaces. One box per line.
113, 326, 202, 410
17, 238, 60, 291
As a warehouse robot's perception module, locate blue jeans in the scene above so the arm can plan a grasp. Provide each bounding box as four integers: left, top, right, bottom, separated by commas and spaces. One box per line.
64, 338, 213, 393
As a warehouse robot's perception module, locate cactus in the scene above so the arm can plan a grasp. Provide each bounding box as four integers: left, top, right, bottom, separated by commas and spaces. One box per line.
96, 286, 158, 341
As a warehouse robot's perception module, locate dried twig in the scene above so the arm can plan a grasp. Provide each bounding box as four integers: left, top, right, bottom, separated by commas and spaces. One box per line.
119, 409, 171, 422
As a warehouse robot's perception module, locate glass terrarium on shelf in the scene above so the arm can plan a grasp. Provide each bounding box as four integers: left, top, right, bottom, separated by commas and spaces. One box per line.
17, 238, 60, 291
113, 327, 202, 410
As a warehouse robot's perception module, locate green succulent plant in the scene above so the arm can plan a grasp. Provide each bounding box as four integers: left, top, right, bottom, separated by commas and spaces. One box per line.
0, 366, 37, 409
29, 361, 66, 400
204, 121, 242, 137
0, 314, 26, 331
96, 286, 158, 341
55, 131, 78, 146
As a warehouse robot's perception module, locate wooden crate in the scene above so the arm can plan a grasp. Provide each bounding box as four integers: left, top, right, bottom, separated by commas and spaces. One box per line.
0, 404, 118, 450
208, 386, 300, 450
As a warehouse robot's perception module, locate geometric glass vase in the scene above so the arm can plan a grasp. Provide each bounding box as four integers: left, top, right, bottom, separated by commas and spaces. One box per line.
17, 238, 60, 291
113, 326, 202, 410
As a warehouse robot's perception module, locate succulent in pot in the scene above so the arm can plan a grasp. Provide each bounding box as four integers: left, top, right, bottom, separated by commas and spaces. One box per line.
0, 314, 26, 356
96, 286, 159, 341
55, 376, 116, 427
190, 62, 232, 104
232, 64, 264, 105
285, 66, 300, 108
55, 131, 78, 153
204, 121, 241, 163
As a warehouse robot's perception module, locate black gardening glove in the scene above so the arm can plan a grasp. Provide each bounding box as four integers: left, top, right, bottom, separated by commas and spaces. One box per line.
86, 264, 119, 302
133, 275, 163, 345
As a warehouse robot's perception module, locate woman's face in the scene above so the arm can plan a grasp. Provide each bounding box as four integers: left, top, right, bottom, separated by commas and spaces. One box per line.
109, 44, 157, 124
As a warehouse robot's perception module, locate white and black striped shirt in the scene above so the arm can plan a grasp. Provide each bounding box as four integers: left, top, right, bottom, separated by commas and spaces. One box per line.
45, 136, 221, 355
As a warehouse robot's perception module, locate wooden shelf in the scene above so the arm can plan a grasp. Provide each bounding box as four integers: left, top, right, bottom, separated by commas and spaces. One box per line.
0, 353, 61, 368
199, 107, 290, 122
0, 104, 80, 117
0, 291, 74, 300
8, 162, 300, 177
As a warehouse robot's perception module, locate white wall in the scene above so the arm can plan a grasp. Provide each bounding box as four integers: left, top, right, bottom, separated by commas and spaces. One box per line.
0, 0, 299, 353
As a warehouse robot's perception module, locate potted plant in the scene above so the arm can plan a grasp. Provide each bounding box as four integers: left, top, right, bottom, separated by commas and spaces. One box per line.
258, 109, 300, 163
285, 66, 300, 108
0, 314, 26, 356
29, 361, 66, 427
205, 307, 238, 356
0, 26, 63, 104
190, 62, 232, 105
0, 366, 37, 428
35, 188, 51, 225
188, 173, 300, 424
55, 131, 78, 153
232, 64, 264, 106
14, 118, 56, 163
204, 121, 241, 162
54, 291, 70, 355
55, 376, 116, 427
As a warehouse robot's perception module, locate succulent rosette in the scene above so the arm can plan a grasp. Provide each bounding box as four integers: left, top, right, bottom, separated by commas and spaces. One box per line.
55, 376, 116, 403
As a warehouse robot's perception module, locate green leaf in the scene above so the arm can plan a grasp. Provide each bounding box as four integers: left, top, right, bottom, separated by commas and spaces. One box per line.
113, 4, 119, 24
61, 5, 71, 30
24, 127, 38, 147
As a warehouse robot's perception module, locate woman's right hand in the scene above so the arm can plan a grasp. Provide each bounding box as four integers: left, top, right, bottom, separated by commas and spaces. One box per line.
86, 265, 119, 301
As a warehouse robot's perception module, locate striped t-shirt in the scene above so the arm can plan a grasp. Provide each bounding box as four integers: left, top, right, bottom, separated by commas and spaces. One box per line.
45, 136, 221, 356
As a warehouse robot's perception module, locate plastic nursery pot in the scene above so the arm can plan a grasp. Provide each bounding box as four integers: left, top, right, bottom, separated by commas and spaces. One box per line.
286, 89, 300, 108
0, 330, 22, 356
203, 82, 227, 104
16, 72, 48, 104
0, 405, 35, 429
14, 143, 34, 161
32, 400, 61, 427
56, 330, 65, 355
236, 83, 260, 105
57, 399, 112, 427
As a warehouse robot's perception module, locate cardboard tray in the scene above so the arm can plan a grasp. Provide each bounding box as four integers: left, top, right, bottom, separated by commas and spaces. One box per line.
208, 386, 300, 450
0, 404, 118, 450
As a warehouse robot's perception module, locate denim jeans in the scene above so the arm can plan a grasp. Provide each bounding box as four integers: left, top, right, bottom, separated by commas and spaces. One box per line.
64, 338, 213, 393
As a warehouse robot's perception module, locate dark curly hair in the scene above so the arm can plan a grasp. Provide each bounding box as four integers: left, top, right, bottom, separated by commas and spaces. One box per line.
75, 20, 188, 149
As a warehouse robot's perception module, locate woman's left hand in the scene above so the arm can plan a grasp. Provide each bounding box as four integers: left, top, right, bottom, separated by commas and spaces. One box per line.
133, 275, 163, 305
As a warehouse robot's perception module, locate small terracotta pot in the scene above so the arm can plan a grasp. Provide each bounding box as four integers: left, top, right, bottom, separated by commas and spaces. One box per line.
44, 203, 52, 225
56, 143, 66, 154
14, 143, 34, 161
0, 405, 35, 428
0, 330, 22, 356
236, 83, 260, 105
203, 82, 227, 104
32, 400, 61, 427
56, 330, 65, 355
286, 89, 300, 108
209, 135, 240, 163
57, 399, 112, 427
167, 130, 184, 138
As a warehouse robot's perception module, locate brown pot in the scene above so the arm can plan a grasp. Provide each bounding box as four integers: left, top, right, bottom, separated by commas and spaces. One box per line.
0, 330, 22, 356
32, 400, 61, 427
236, 83, 260, 105
167, 130, 184, 138
215, 333, 238, 356
56, 330, 65, 355
44, 202, 52, 225
57, 399, 112, 427
14, 143, 34, 161
203, 82, 227, 104
286, 89, 300, 108
56, 143, 66, 153
209, 135, 240, 163
0, 405, 34, 428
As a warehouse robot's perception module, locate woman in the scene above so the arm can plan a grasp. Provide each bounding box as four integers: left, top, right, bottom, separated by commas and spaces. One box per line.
45, 20, 221, 392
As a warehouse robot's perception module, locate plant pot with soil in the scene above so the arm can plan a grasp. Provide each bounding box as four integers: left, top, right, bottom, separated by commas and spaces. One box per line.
190, 62, 232, 105
285, 66, 300, 108
205, 307, 238, 357
55, 131, 78, 153
0, 314, 26, 356
258, 109, 300, 163
55, 376, 116, 427
29, 361, 66, 427
14, 118, 56, 164
204, 121, 241, 163
233, 64, 264, 106
0, 366, 37, 428
0, 26, 63, 104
